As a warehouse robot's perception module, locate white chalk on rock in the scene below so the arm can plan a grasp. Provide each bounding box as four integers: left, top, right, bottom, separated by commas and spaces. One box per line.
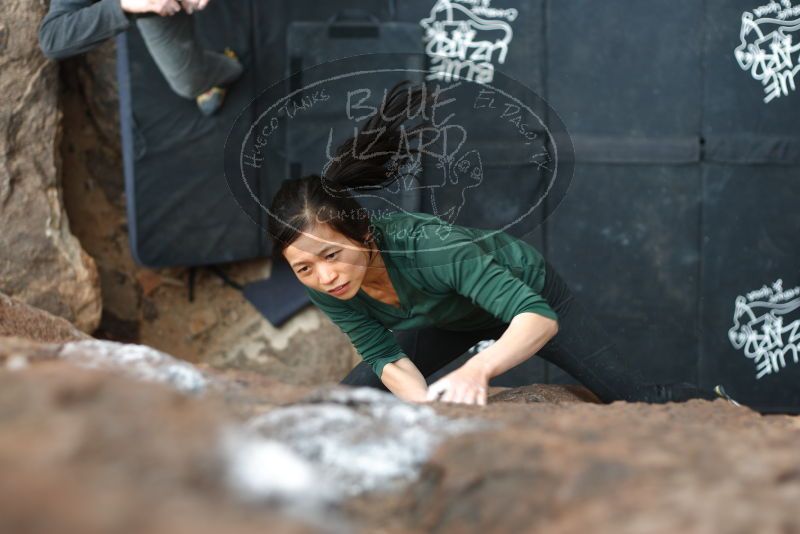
59, 339, 209, 394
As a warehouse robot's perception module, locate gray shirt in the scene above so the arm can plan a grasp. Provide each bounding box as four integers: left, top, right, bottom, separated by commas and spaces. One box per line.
39, 0, 131, 59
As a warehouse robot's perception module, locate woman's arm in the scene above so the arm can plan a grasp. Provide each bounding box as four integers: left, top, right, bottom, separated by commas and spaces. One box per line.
427, 312, 558, 405
38, 0, 185, 60
380, 357, 429, 403
39, 0, 132, 60
463, 312, 558, 381
305, 288, 428, 400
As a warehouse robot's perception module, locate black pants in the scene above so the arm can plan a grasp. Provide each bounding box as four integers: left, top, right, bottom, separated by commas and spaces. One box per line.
341, 262, 716, 403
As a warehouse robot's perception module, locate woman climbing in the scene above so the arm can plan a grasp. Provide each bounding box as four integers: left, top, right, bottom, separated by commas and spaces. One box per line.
267, 80, 727, 406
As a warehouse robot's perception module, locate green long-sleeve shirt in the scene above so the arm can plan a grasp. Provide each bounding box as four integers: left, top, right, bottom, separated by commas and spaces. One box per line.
305, 211, 557, 378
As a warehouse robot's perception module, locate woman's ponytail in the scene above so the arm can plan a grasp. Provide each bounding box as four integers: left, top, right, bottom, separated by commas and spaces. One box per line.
268, 79, 431, 259
321, 80, 432, 193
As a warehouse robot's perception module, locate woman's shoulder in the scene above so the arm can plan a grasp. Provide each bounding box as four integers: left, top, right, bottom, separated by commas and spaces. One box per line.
374, 211, 544, 268
370, 210, 445, 235
370, 211, 447, 254
370, 211, 490, 267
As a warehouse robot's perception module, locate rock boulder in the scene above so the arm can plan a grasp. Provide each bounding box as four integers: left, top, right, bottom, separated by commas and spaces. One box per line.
0, 0, 101, 333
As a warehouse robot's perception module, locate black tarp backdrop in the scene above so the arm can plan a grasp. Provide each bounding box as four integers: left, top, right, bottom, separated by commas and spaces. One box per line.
119, 0, 800, 412
284, 16, 427, 214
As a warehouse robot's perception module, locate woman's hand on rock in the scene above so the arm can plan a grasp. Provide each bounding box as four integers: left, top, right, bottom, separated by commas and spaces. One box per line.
426, 365, 489, 406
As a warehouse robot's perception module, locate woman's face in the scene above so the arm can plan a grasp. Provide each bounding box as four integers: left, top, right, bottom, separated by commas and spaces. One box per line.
283, 223, 370, 299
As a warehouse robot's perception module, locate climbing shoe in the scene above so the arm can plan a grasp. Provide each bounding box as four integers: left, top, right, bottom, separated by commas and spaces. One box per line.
713, 384, 742, 406
195, 48, 242, 116
196, 86, 226, 116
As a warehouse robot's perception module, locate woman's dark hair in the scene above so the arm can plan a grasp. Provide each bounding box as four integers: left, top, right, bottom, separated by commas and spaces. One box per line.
268, 80, 432, 263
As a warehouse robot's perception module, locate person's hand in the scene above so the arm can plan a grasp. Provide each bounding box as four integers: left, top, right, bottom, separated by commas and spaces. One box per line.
180, 0, 210, 14
120, 0, 182, 17
425, 363, 489, 405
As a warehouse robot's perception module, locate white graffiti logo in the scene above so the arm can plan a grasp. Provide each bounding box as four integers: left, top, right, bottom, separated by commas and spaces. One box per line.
420, 0, 516, 84
728, 279, 800, 379
735, 1, 800, 103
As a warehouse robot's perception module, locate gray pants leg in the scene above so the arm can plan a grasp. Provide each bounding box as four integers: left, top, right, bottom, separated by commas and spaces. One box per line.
135, 12, 243, 99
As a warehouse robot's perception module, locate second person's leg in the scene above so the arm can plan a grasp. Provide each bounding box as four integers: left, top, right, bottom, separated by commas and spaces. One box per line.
536, 263, 717, 403
135, 13, 242, 99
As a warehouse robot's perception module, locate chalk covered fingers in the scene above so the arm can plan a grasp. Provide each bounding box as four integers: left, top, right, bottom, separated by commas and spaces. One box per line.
426, 365, 489, 406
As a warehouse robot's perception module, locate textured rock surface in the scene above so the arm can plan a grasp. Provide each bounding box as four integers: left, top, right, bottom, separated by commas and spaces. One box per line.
0, 364, 330, 534
231, 386, 488, 502
0, 335, 484, 505
59, 339, 212, 395
59, 40, 138, 342
0, 0, 101, 333
0, 335, 312, 414
1, 335, 799, 534
0, 336, 484, 533
488, 383, 601, 404
359, 400, 800, 534
0, 291, 91, 343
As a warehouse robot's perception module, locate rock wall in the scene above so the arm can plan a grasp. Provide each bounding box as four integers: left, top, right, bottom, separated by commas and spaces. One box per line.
0, 291, 90, 343
0, 0, 101, 333
1, 333, 799, 534
0, 360, 325, 534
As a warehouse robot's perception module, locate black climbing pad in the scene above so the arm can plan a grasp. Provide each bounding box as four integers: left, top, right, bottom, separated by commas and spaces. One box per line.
242, 259, 311, 328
